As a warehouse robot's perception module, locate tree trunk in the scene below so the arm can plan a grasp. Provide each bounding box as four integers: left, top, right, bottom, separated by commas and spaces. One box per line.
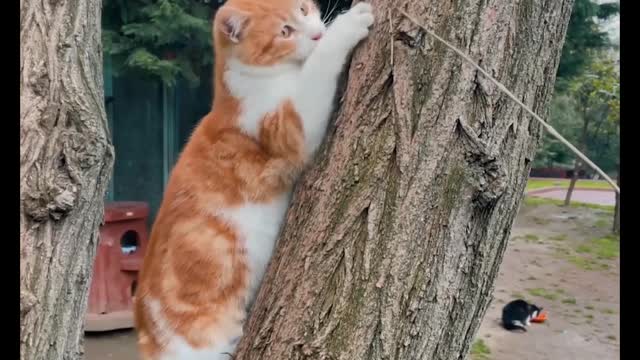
235, 0, 573, 359
613, 162, 619, 234
565, 105, 591, 205
564, 159, 580, 206
20, 0, 114, 359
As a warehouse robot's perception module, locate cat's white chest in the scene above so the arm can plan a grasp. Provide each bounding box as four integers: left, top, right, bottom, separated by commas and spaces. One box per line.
219, 192, 291, 302
224, 63, 299, 138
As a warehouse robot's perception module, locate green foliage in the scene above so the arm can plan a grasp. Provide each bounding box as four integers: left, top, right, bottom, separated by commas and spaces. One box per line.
536, 1, 619, 174
574, 58, 620, 125
536, 56, 619, 173
533, 95, 581, 168
556, 0, 619, 82
103, 0, 215, 87
570, 57, 619, 172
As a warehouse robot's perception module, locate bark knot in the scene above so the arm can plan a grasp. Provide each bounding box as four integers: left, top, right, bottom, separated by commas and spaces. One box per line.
456, 118, 507, 207
20, 289, 38, 317
23, 183, 79, 222
30, 71, 50, 97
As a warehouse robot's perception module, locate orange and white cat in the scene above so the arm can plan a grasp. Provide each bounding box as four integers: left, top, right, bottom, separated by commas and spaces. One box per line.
133, 0, 374, 359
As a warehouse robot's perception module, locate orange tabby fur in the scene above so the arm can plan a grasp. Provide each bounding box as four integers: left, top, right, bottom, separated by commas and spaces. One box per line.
134, 1, 316, 359
133, 0, 374, 358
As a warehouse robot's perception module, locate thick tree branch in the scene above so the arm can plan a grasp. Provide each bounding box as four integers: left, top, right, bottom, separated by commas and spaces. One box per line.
234, 0, 574, 359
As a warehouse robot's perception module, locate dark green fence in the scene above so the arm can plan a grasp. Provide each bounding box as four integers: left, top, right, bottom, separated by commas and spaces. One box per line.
104, 57, 213, 224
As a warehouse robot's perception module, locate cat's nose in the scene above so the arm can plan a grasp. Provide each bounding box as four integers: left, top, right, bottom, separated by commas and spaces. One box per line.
311, 33, 323, 41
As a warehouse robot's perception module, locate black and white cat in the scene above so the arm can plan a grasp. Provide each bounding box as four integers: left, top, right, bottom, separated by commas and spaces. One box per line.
501, 299, 543, 332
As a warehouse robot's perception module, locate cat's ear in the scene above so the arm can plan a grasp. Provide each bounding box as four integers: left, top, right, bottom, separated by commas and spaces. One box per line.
215, 6, 250, 43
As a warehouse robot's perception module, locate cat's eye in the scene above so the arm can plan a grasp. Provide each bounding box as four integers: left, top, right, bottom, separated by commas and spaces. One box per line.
281, 25, 294, 38
300, 5, 308, 16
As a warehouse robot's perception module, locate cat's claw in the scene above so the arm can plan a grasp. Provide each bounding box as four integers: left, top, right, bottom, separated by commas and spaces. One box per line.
345, 2, 374, 36
328, 2, 375, 49
351, 2, 374, 19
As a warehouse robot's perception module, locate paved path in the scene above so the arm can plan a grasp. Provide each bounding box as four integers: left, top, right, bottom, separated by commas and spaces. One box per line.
529, 188, 615, 206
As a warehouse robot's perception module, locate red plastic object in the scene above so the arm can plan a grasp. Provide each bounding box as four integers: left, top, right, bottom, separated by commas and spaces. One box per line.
85, 201, 150, 332
531, 311, 548, 323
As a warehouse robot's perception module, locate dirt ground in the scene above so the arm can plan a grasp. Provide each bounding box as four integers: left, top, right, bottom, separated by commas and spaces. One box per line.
84, 203, 619, 360
471, 203, 619, 360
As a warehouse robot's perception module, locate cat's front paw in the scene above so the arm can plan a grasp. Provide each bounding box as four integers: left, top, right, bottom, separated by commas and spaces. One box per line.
329, 2, 375, 49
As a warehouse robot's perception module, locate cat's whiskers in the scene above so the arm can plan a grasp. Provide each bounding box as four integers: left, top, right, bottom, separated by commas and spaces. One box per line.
321, 0, 332, 22
323, 0, 340, 24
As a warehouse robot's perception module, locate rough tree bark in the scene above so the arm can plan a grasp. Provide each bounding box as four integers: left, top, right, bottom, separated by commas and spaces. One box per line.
564, 159, 581, 206
235, 0, 573, 359
20, 0, 114, 359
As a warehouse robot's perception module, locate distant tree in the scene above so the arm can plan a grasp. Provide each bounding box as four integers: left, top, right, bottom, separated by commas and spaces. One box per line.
101, 0, 351, 87
102, 0, 215, 86
535, 0, 618, 174
562, 57, 619, 205
533, 95, 581, 169
556, 0, 619, 84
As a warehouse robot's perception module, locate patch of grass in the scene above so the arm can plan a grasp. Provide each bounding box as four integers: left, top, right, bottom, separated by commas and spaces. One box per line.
523, 196, 614, 213
527, 179, 614, 191
470, 339, 491, 360
566, 235, 619, 270
523, 196, 559, 207
601, 308, 617, 315
585, 314, 594, 320
590, 235, 620, 259
553, 246, 571, 255
532, 216, 551, 225
594, 218, 611, 229
575, 245, 592, 253
562, 298, 577, 305
569, 201, 615, 212
585, 305, 595, 310
526, 179, 563, 190
550, 234, 568, 241
566, 255, 608, 270
527, 288, 558, 301
607, 335, 617, 341
511, 292, 525, 299
562, 235, 618, 270
523, 234, 540, 243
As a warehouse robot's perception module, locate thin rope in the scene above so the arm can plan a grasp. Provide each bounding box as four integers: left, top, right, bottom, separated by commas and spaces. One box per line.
395, 8, 620, 194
